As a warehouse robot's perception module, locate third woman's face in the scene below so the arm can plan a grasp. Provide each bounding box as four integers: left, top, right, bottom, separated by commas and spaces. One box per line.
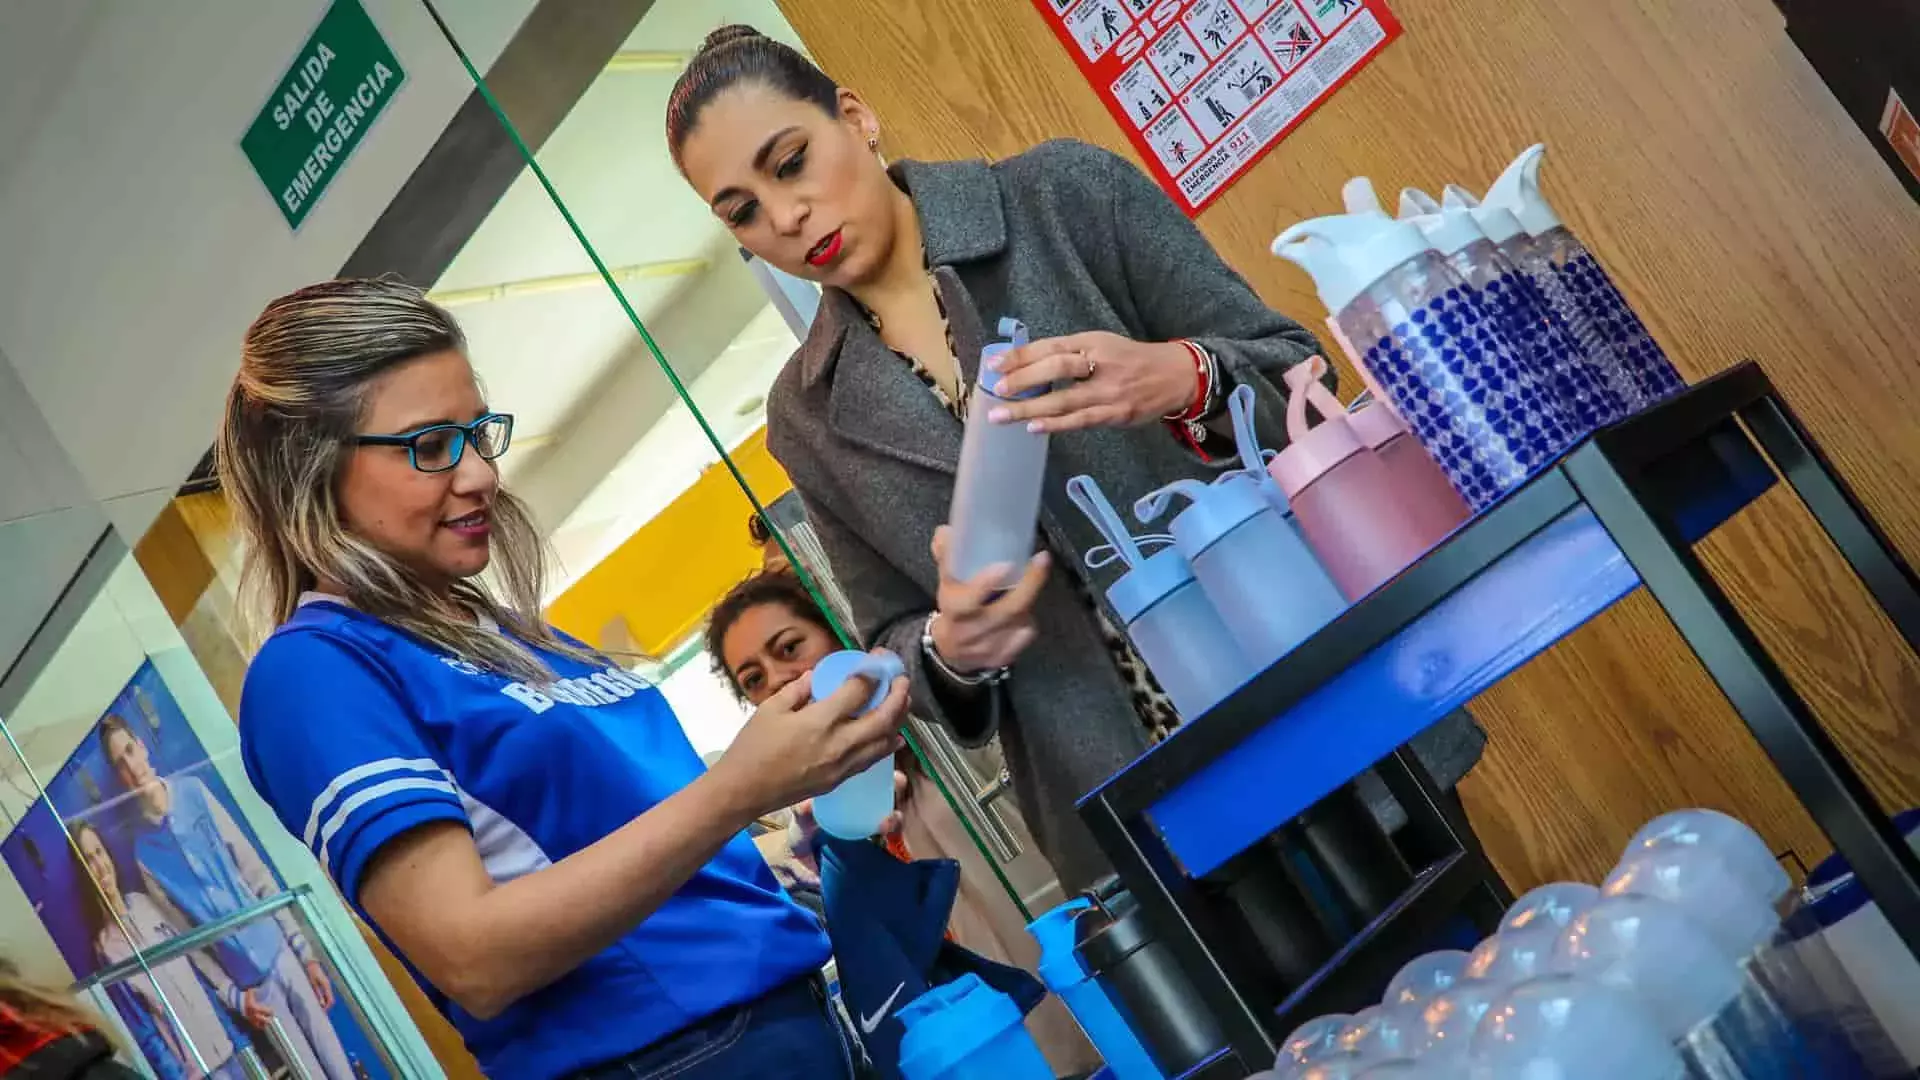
721, 602, 839, 706
677, 84, 900, 289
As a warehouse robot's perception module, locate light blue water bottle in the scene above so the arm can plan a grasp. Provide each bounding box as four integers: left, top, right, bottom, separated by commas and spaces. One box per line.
1483, 144, 1687, 407
807, 650, 905, 840
1067, 475, 1254, 721
896, 974, 1053, 1080
1133, 475, 1347, 668
950, 319, 1050, 582
1026, 899, 1164, 1080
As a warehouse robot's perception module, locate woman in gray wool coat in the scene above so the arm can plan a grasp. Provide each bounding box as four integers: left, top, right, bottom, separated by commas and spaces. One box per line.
665, 25, 1485, 893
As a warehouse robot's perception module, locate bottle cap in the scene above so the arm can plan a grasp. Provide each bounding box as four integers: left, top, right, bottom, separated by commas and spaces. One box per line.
1069, 474, 1198, 624
1343, 175, 1386, 215
1106, 547, 1198, 625
1027, 898, 1096, 991
1397, 189, 1489, 257
1482, 143, 1565, 238
1397, 187, 1443, 216
1271, 356, 1365, 499
1439, 184, 1527, 247
809, 650, 905, 714
1273, 213, 1432, 315
979, 318, 1043, 401
1135, 475, 1271, 558
1227, 382, 1292, 514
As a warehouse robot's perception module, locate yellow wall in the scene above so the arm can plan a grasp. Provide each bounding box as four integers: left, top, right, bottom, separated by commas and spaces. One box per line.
545, 428, 793, 656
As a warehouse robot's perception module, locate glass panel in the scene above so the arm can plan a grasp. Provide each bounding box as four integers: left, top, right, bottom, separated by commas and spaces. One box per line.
420, 1, 1060, 914
76, 892, 403, 1080
0, 511, 433, 1079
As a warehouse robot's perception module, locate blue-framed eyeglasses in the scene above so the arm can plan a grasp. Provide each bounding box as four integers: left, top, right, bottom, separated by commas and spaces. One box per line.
354, 413, 514, 474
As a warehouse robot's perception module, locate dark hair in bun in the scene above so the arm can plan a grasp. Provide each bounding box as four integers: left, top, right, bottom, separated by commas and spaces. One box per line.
699, 24, 766, 53
667, 24, 839, 160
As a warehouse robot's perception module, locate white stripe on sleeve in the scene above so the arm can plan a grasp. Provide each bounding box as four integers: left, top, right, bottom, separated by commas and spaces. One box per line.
302, 757, 447, 850
315, 775, 461, 870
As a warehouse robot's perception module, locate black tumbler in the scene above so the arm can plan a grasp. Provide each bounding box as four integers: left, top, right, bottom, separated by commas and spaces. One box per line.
1074, 880, 1228, 1075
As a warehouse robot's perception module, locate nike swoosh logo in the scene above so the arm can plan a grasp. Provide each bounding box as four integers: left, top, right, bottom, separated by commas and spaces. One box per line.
860, 982, 906, 1035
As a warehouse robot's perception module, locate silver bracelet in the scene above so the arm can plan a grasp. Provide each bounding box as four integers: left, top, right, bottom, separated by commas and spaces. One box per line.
921, 613, 1009, 687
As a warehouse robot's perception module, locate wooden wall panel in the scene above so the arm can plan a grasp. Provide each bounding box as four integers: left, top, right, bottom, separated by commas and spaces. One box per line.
776, 0, 1920, 888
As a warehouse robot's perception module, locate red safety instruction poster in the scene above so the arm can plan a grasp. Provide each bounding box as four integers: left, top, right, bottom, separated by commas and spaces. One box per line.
1880, 88, 1920, 189
1032, 0, 1402, 215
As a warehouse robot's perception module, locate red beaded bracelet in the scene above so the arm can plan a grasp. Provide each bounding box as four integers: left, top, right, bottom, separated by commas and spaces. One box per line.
1164, 340, 1215, 424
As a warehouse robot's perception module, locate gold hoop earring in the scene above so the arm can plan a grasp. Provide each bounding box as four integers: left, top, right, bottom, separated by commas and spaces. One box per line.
867, 136, 880, 151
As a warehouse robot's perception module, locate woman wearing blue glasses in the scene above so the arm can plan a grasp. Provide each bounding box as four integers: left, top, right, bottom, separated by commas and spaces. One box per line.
219, 277, 906, 1080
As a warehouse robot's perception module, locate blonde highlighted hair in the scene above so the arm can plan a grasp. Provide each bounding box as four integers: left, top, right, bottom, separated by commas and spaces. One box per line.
0, 957, 115, 1049
217, 277, 597, 681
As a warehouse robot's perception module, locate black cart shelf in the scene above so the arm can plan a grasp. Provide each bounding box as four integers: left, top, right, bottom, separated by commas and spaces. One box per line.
1076, 361, 1920, 1077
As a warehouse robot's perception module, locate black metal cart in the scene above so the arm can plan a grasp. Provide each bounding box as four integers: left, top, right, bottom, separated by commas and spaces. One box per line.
1077, 362, 1920, 1076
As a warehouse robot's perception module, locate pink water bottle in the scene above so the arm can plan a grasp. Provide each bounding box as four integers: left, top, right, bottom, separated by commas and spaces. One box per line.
1269, 357, 1469, 600
1342, 386, 1471, 552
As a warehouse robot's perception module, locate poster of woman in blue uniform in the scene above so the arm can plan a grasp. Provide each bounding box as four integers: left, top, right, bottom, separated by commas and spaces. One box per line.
1, 661, 389, 1079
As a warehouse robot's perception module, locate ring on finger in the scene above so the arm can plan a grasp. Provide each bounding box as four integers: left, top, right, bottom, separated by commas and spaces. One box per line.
1079, 352, 1097, 381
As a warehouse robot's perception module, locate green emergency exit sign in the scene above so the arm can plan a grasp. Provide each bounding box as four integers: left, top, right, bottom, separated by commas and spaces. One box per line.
242, 0, 405, 229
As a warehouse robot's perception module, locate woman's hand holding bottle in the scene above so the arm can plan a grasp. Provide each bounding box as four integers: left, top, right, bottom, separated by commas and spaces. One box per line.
710, 666, 909, 818
928, 526, 1050, 675
985, 331, 1199, 434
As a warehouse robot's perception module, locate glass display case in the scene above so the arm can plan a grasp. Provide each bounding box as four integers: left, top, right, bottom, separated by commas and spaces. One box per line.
74, 891, 403, 1080
0, 422, 443, 1078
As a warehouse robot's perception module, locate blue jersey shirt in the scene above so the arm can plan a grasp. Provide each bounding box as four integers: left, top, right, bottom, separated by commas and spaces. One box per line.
238, 599, 830, 1080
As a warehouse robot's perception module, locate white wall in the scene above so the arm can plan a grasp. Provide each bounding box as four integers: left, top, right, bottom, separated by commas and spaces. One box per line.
0, 0, 533, 540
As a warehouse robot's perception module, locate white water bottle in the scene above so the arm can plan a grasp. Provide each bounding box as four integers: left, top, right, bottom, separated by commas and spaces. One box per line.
1399, 188, 1622, 433
1272, 212, 1577, 510
1482, 144, 1687, 407
948, 318, 1050, 582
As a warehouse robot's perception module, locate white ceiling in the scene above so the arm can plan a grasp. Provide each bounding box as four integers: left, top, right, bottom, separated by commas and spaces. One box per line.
0, 1, 104, 200
434, 0, 811, 592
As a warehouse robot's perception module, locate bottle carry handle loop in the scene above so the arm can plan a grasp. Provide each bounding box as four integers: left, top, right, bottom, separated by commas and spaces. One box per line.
1283, 355, 1348, 443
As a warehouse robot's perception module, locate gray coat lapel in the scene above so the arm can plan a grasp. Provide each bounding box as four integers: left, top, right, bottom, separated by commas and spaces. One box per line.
820, 288, 963, 477
806, 157, 1016, 480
